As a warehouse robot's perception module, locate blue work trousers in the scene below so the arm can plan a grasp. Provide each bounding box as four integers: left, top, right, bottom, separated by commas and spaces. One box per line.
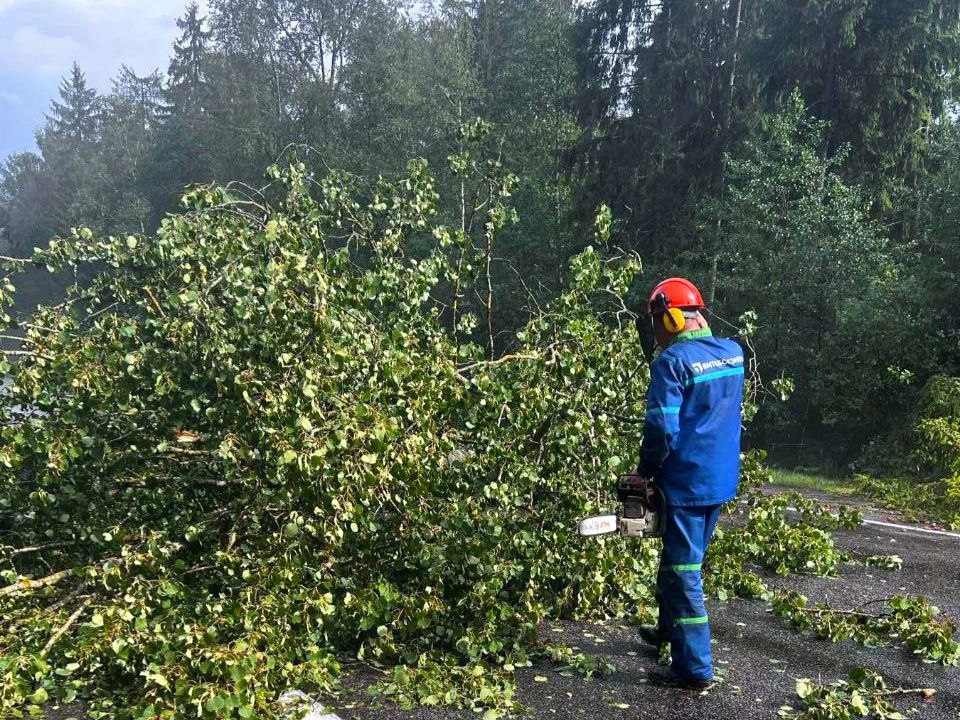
655, 503, 723, 681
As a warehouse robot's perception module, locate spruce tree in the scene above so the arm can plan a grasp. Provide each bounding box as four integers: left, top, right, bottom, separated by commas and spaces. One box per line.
167, 2, 213, 116
44, 63, 100, 150
34, 64, 102, 236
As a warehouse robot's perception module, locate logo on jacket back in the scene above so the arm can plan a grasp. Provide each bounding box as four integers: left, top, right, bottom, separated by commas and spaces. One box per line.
691, 355, 744, 374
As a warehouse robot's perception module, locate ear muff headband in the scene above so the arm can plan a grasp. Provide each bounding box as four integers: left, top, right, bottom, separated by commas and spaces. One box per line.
648, 292, 689, 335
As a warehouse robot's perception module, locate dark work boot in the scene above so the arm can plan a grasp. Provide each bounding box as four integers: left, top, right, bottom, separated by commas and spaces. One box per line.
647, 668, 712, 690
637, 624, 666, 648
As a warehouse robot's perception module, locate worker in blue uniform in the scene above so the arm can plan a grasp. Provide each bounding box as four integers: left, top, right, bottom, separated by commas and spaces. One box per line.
634, 277, 744, 689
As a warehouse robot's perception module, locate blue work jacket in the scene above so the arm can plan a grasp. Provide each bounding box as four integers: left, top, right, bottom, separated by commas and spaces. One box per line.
638, 328, 744, 506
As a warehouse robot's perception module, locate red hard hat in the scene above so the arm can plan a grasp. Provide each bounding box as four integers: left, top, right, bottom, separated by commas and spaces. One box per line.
647, 277, 705, 315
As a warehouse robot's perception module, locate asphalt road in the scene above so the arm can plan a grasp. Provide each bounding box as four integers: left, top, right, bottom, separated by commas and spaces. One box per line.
43, 490, 960, 720
330, 491, 960, 720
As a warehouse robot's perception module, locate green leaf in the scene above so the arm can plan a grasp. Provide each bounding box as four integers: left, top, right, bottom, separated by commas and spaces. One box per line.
265, 220, 279, 241
849, 690, 869, 715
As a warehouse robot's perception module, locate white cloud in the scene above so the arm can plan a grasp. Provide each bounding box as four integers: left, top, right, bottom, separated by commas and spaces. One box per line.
1, 0, 211, 156
7, 25, 85, 79
0, 0, 210, 86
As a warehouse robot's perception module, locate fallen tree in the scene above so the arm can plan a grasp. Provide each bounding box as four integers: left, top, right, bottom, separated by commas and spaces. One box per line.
0, 159, 861, 718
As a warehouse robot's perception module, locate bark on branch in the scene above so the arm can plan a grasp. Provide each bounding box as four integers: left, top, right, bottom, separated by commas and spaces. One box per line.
40, 597, 92, 658
0, 568, 76, 597
11, 540, 75, 556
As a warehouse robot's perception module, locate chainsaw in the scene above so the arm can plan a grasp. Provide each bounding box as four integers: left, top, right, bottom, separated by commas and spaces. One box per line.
578, 475, 665, 538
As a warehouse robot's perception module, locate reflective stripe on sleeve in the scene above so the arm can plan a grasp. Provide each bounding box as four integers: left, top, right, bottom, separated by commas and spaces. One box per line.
646, 406, 681, 416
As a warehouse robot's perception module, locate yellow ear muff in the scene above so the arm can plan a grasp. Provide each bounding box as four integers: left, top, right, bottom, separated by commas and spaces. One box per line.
663, 307, 686, 334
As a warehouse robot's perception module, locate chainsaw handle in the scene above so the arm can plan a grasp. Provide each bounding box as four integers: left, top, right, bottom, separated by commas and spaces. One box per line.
616, 474, 650, 502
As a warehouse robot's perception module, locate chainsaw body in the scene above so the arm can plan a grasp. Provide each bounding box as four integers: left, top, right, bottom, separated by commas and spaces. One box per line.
578, 476, 665, 539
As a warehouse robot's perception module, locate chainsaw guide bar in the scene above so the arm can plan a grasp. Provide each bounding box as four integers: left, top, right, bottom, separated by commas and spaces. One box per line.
578, 514, 619, 536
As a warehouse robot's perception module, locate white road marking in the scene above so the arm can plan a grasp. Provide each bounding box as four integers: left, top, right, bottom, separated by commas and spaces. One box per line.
859, 517, 960, 540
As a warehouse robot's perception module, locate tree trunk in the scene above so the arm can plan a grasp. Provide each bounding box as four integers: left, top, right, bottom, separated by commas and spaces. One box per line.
707, 0, 744, 306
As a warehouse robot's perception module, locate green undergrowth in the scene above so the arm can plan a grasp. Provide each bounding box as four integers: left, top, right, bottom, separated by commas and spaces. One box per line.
771, 377, 960, 529
854, 375, 960, 528
856, 474, 960, 528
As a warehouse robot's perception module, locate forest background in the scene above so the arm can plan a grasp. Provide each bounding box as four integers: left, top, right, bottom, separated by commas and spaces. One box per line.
2, 0, 960, 470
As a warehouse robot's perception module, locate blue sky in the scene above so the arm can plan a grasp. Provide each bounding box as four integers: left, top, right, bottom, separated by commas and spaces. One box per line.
0, 0, 207, 160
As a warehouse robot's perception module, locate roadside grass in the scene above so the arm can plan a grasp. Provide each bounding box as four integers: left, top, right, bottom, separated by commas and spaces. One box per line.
769, 467, 859, 497
769, 468, 958, 527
